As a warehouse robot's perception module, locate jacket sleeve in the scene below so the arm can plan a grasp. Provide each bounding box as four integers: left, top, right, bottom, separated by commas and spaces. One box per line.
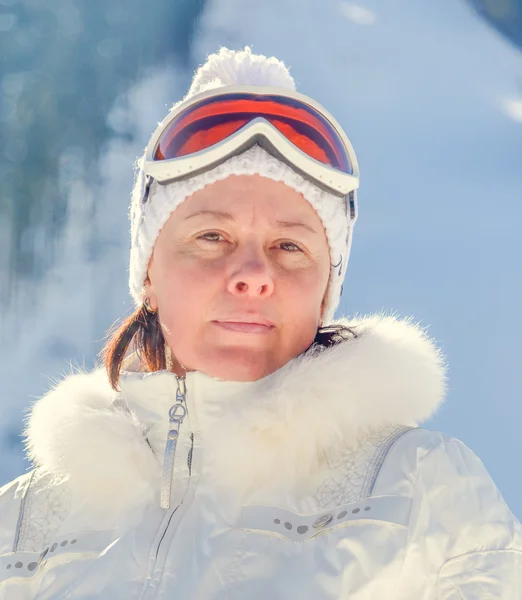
409, 437, 522, 599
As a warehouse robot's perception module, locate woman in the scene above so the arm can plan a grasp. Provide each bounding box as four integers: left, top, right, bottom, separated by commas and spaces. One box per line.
1, 46, 521, 599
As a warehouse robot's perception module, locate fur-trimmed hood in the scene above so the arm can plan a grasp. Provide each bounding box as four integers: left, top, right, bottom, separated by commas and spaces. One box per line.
24, 314, 447, 515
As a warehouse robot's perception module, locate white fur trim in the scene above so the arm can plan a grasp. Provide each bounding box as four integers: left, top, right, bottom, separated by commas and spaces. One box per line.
24, 369, 160, 518
24, 315, 446, 512
205, 314, 447, 490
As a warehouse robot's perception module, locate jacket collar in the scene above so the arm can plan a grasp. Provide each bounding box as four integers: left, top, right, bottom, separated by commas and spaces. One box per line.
24, 314, 447, 514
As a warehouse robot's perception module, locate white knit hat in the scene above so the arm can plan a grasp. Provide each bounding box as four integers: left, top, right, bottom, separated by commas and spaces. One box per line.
129, 47, 356, 323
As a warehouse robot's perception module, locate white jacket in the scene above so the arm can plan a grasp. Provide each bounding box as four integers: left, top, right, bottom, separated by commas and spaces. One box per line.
1, 315, 521, 599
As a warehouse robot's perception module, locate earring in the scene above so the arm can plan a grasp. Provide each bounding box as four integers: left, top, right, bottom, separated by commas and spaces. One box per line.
165, 343, 173, 371
143, 297, 157, 314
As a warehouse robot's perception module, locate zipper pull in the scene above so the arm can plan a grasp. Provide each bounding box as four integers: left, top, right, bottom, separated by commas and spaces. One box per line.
161, 376, 187, 509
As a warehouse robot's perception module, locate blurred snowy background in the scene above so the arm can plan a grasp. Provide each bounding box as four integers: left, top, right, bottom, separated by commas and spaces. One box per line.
1, 0, 521, 515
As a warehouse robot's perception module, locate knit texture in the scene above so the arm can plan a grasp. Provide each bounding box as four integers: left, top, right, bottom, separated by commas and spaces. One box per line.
129, 47, 356, 322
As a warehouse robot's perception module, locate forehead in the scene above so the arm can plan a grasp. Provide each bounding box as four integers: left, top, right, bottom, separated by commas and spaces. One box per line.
174, 174, 321, 222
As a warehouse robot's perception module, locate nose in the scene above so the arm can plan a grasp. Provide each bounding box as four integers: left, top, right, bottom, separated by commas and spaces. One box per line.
226, 247, 275, 298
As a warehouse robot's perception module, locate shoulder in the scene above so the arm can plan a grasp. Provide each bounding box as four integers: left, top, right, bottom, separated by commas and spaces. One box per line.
379, 427, 478, 472
0, 472, 34, 554
23, 365, 159, 524
0, 369, 116, 556
389, 427, 489, 471
0, 469, 76, 557
375, 427, 503, 501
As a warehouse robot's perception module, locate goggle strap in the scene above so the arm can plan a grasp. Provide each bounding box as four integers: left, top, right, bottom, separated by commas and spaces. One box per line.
141, 175, 154, 205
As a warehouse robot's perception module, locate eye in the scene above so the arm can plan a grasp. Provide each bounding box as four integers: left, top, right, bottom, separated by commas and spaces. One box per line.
279, 241, 303, 252
197, 231, 225, 243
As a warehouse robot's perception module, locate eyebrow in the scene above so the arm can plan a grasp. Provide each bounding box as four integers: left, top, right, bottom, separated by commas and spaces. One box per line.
275, 220, 318, 234
184, 210, 319, 234
184, 210, 234, 222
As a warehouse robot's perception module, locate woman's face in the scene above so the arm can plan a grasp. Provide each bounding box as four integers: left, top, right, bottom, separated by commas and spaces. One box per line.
147, 174, 331, 382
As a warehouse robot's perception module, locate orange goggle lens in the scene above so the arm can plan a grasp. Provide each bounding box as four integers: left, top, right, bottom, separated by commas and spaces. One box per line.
153, 93, 353, 175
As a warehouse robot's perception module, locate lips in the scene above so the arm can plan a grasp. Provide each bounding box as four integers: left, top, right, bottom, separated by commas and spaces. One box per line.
212, 317, 275, 334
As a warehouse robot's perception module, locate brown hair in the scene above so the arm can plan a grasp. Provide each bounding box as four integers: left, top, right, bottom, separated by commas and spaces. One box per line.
102, 305, 167, 390
102, 306, 358, 391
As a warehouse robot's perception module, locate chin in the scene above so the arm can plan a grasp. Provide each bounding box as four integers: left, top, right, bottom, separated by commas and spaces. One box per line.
201, 347, 284, 382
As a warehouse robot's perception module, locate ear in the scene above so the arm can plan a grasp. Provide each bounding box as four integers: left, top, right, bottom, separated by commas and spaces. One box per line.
143, 274, 159, 311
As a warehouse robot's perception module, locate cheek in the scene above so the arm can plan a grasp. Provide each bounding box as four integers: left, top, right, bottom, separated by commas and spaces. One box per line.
286, 260, 329, 297
277, 264, 329, 321
153, 245, 215, 294
152, 259, 222, 330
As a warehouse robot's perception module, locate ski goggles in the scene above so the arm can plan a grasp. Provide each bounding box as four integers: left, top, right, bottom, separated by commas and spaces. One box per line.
142, 85, 360, 204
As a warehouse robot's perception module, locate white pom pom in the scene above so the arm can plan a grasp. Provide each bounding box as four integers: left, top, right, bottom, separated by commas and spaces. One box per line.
186, 46, 296, 98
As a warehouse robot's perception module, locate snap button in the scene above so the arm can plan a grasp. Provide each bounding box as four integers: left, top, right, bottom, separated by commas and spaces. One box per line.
312, 513, 333, 529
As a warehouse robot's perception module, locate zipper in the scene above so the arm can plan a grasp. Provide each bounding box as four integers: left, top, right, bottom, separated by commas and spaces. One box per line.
187, 433, 194, 476
140, 375, 194, 600
160, 375, 187, 509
